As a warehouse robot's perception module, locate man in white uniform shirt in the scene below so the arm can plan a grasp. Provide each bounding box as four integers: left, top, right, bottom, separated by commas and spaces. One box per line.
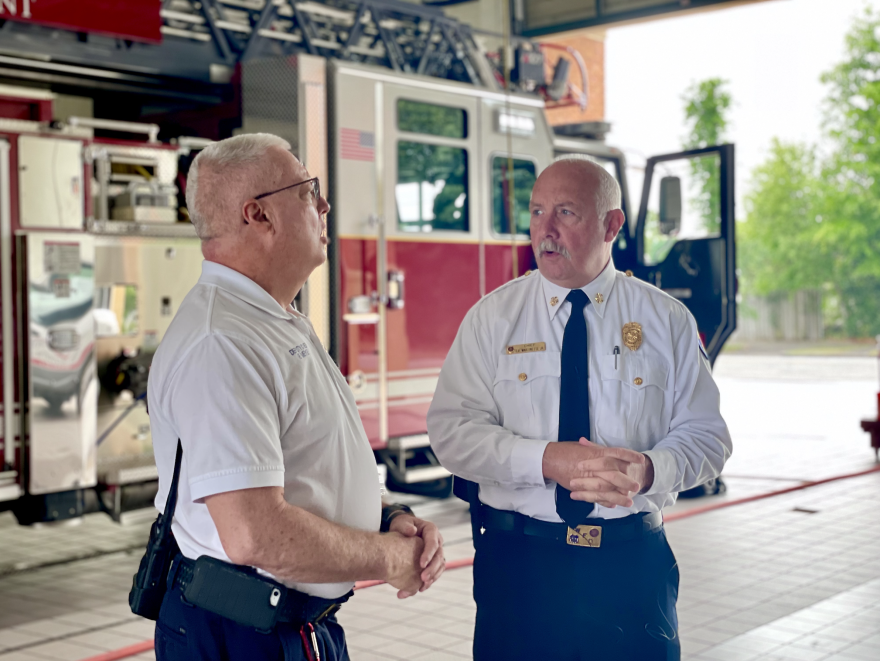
428, 157, 731, 660
148, 134, 444, 661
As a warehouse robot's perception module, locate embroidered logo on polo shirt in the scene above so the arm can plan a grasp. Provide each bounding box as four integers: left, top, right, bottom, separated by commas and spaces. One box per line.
289, 343, 310, 359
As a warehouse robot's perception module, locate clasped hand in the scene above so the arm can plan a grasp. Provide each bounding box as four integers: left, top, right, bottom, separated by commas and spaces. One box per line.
387, 514, 445, 599
544, 438, 649, 509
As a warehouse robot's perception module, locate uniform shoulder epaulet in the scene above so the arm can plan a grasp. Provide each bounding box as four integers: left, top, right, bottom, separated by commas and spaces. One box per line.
506, 269, 537, 287
618, 269, 655, 289
514, 269, 539, 286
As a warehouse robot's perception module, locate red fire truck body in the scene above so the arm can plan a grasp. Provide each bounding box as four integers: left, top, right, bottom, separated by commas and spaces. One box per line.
0, 51, 735, 521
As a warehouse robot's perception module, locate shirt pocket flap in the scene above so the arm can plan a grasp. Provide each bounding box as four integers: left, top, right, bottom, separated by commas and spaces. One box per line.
494, 351, 561, 386
599, 354, 669, 390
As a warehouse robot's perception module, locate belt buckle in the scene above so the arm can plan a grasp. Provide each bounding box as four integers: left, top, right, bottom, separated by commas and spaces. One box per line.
566, 525, 602, 548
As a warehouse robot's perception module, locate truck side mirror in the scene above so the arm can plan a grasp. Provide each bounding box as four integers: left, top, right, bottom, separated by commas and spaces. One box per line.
659, 176, 682, 235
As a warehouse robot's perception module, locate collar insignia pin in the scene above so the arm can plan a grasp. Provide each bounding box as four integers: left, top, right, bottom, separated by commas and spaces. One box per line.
622, 322, 642, 352
550, 296, 558, 306
595, 293, 604, 304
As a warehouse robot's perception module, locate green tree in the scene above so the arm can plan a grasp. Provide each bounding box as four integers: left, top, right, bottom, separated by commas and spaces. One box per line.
817, 7, 880, 337
397, 141, 468, 231
642, 209, 676, 266
683, 78, 731, 233
644, 78, 732, 266
492, 158, 535, 235
738, 140, 826, 296
739, 7, 880, 337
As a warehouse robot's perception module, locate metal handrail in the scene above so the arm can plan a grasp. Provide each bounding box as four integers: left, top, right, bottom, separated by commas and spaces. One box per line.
68, 117, 160, 144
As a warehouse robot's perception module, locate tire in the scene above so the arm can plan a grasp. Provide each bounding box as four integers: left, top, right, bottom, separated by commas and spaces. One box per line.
43, 394, 67, 414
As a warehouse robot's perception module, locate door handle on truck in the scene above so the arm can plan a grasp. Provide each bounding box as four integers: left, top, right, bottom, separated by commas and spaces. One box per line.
387, 270, 404, 310
343, 295, 380, 325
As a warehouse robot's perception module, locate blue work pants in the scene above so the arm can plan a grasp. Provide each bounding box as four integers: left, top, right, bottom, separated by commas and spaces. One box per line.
473, 524, 680, 660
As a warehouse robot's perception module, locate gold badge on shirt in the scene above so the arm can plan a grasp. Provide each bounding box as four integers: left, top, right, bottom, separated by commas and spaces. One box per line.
506, 342, 546, 355
622, 322, 642, 352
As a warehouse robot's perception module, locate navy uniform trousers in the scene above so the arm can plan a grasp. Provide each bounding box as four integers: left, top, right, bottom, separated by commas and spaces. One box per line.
473, 523, 680, 661
155, 577, 349, 661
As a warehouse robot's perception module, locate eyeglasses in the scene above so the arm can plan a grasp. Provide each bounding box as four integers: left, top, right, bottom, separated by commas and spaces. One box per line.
254, 177, 321, 202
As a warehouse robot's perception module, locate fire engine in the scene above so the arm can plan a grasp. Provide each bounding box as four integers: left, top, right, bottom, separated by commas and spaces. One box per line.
0, 0, 735, 523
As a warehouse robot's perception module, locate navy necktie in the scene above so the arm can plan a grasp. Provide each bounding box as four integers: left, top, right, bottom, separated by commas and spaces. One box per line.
555, 289, 595, 525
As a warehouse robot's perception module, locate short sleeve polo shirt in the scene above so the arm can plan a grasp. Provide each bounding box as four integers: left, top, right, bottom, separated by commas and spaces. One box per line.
148, 261, 381, 599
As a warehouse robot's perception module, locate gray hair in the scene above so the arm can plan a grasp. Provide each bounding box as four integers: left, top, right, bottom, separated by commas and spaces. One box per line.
186, 133, 292, 240
552, 154, 622, 220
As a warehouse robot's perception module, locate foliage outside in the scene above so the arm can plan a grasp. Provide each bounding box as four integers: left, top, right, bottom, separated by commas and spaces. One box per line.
683, 78, 730, 234
739, 7, 880, 338
644, 78, 729, 266
492, 157, 535, 235
642, 209, 675, 266
397, 99, 467, 139
395, 100, 470, 232
396, 141, 468, 232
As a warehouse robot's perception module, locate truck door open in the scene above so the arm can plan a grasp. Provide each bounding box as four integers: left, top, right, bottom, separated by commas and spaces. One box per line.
631, 144, 736, 365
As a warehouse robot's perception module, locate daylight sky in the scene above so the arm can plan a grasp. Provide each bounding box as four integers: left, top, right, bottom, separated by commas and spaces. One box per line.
605, 0, 878, 211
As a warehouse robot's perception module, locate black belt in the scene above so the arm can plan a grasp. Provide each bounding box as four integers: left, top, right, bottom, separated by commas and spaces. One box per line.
480, 505, 662, 547
171, 555, 350, 629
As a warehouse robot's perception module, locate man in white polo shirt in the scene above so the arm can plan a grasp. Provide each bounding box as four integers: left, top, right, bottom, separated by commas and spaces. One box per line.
147, 133, 445, 661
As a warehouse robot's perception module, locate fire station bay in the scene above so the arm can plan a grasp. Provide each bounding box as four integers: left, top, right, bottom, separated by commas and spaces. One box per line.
0, 1, 878, 660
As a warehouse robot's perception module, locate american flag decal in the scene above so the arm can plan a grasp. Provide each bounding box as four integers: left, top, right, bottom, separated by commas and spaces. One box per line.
340, 128, 375, 162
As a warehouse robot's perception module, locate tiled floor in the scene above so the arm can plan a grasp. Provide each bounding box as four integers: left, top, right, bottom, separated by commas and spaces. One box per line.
691, 579, 880, 661
0, 511, 150, 577
673, 474, 880, 660
0, 354, 878, 660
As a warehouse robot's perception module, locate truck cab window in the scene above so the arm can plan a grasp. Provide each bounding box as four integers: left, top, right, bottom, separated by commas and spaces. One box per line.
492, 156, 536, 236
643, 152, 722, 266
397, 99, 467, 138
396, 141, 468, 232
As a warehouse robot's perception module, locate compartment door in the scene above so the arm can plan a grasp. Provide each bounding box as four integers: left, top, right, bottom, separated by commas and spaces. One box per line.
380, 84, 481, 442
19, 233, 97, 495
634, 144, 736, 365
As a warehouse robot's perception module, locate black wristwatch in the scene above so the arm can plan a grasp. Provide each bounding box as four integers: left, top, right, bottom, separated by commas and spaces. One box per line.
380, 504, 415, 532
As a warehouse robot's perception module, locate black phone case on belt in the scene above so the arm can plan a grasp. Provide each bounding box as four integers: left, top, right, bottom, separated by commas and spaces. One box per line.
183, 556, 282, 631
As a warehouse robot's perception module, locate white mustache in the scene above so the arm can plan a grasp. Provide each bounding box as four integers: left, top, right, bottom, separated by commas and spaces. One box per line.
538, 239, 571, 260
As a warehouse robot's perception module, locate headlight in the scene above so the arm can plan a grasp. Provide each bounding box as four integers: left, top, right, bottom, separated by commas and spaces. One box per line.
48, 329, 79, 352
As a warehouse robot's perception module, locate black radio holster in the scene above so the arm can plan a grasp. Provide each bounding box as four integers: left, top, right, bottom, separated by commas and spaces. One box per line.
129, 439, 183, 620
179, 555, 288, 632
452, 475, 483, 548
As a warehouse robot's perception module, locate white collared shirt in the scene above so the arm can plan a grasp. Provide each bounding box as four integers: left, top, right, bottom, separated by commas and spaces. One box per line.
427, 258, 732, 522
149, 261, 381, 598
